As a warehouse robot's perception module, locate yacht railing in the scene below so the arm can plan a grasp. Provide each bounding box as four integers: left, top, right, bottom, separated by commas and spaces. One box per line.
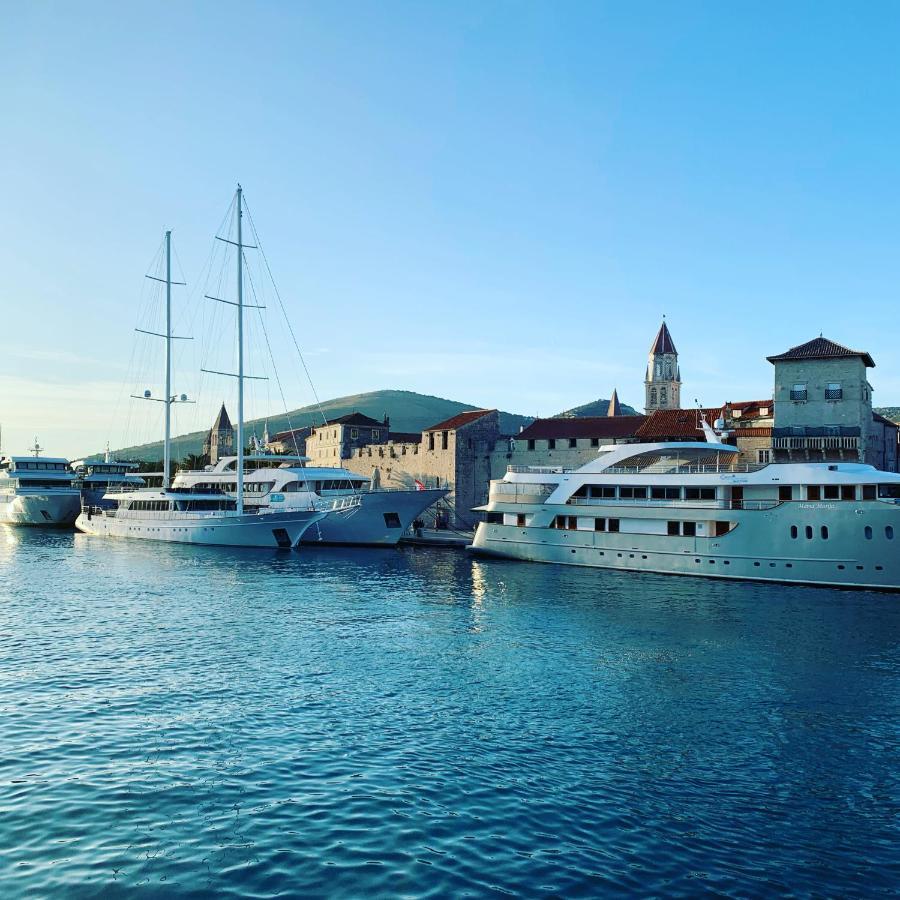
601, 463, 766, 475
316, 495, 362, 514
507, 465, 572, 475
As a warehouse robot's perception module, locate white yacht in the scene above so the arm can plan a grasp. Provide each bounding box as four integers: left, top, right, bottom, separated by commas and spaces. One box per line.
73, 454, 145, 509
471, 429, 900, 591
171, 454, 448, 545
0, 441, 82, 526
77, 189, 353, 549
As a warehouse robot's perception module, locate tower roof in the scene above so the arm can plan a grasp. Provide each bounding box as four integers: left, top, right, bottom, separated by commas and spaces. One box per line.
211, 403, 232, 431
607, 389, 622, 417
650, 320, 677, 355
766, 336, 875, 368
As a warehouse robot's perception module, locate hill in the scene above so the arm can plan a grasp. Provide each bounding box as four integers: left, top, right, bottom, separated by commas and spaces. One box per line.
107, 390, 534, 462
875, 407, 900, 424
555, 397, 640, 417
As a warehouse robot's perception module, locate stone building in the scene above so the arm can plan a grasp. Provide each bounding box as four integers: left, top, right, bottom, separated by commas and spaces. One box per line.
645, 320, 681, 412
767, 336, 897, 469
342, 409, 499, 528
306, 413, 390, 463
202, 403, 234, 465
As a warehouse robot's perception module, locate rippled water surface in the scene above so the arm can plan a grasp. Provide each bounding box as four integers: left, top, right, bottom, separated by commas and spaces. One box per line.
1, 529, 899, 897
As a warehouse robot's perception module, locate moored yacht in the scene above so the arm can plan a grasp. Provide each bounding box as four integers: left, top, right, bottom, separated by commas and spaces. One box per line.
0, 441, 82, 527
76, 190, 354, 549
471, 434, 900, 591
73, 453, 145, 509
171, 454, 448, 545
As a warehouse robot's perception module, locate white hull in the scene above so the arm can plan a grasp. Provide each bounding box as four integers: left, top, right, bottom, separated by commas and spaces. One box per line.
300, 489, 446, 546
0, 491, 82, 527
75, 507, 327, 548
471, 500, 900, 591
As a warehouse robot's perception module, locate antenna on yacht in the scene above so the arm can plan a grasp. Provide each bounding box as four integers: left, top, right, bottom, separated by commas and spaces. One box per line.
132, 230, 192, 488
29, 437, 44, 458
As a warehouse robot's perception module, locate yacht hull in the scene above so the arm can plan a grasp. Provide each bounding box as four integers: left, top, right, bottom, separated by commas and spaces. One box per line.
470, 502, 900, 592
0, 492, 82, 527
299, 489, 447, 546
75, 508, 327, 548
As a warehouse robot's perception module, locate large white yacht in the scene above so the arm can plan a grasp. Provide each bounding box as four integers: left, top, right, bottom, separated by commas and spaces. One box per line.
471, 430, 900, 591
77, 189, 353, 549
73, 453, 145, 510
171, 454, 448, 545
0, 441, 82, 526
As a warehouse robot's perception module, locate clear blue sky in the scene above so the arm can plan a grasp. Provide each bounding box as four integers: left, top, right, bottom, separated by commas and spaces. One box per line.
2, 1, 898, 457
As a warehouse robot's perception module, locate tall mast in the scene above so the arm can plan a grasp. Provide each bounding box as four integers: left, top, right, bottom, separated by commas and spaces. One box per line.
164, 229, 172, 488
236, 186, 244, 515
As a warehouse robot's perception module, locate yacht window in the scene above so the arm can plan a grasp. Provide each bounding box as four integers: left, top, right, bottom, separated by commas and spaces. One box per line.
607, 518, 620, 532
790, 525, 798, 539
571, 485, 589, 498
685, 487, 716, 501
806, 486, 821, 501
821, 526, 829, 540
715, 521, 731, 536
682, 521, 696, 537
590, 486, 616, 499
841, 485, 855, 501
779, 486, 792, 502
886, 526, 894, 540
862, 485, 876, 500
516, 513, 526, 527
667, 521, 680, 536
486, 512, 502, 524
878, 484, 900, 499
651, 487, 680, 500
619, 486, 648, 499
805, 526, 813, 539
865, 526, 873, 540
823, 486, 839, 501
594, 518, 606, 531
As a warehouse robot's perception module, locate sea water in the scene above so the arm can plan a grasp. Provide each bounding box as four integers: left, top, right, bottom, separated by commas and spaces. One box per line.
1, 528, 898, 896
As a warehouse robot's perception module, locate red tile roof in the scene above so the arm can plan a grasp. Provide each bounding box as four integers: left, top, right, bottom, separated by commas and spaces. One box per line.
636, 407, 723, 440
427, 409, 496, 431
732, 427, 773, 438
766, 337, 875, 368
650, 321, 677, 354
726, 400, 774, 421
518, 416, 645, 441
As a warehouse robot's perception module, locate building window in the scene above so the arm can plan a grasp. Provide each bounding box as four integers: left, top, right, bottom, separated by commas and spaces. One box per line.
660, 387, 667, 405
790, 383, 808, 402
547, 439, 556, 450
428, 433, 435, 451
351, 428, 358, 439
569, 438, 577, 448
825, 382, 843, 401
372, 430, 380, 440
591, 438, 599, 448
441, 431, 448, 450
757, 449, 771, 464
527, 439, 535, 451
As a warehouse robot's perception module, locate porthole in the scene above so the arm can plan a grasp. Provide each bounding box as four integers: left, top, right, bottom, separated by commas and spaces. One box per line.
769, 562, 776, 568
865, 526, 873, 540
709, 560, 715, 565
753, 562, 761, 567
786, 563, 793, 568
856, 565, 864, 571
805, 526, 813, 540
723, 560, 730, 565
695, 558, 701, 563
821, 526, 829, 540
837, 564, 845, 570
875, 565, 884, 571
886, 526, 894, 540
790, 526, 798, 539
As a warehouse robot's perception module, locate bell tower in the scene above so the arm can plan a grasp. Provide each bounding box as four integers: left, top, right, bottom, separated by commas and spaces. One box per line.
645, 319, 681, 412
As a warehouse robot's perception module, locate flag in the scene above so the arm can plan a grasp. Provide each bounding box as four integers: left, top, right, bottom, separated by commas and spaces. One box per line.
414, 479, 425, 491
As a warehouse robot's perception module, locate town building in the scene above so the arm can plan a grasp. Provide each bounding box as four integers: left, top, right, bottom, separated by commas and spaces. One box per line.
202, 403, 234, 465
767, 336, 898, 470
306, 413, 390, 462
645, 320, 681, 412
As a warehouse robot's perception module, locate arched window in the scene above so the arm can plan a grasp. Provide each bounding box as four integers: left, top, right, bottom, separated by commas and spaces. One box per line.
660, 387, 668, 405
650, 388, 657, 406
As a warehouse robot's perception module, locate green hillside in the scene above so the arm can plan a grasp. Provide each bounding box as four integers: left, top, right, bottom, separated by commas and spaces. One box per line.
107, 390, 534, 461
875, 407, 900, 424
556, 397, 640, 417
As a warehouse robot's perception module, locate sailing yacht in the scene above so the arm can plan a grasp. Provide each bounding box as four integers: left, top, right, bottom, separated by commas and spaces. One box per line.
76, 189, 347, 548
471, 420, 900, 591
0, 440, 82, 526
171, 453, 447, 545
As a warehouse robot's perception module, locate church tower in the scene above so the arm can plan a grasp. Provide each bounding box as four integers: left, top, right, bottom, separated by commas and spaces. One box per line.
645, 320, 681, 412
202, 403, 235, 464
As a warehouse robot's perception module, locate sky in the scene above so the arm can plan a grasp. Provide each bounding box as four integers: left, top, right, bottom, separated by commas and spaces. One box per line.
1, 1, 899, 457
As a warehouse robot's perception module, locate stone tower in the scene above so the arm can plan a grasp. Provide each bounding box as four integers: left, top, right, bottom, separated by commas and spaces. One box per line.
645, 320, 681, 412
203, 403, 235, 464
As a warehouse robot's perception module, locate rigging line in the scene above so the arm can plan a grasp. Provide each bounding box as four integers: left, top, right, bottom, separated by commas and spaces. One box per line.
243, 253, 299, 450
241, 194, 329, 428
